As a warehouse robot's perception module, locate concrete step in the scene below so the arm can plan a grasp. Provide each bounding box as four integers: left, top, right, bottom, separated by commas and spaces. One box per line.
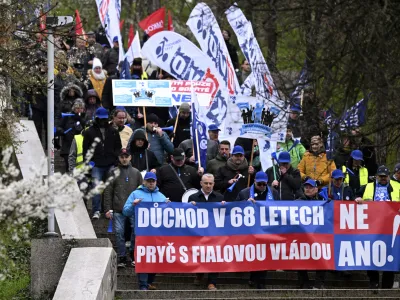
117, 298, 400, 300
114, 289, 400, 299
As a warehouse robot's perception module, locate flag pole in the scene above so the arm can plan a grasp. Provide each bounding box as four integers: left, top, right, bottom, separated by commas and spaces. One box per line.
247, 139, 256, 187
143, 106, 148, 140
195, 128, 201, 169
171, 112, 179, 143
300, 89, 304, 116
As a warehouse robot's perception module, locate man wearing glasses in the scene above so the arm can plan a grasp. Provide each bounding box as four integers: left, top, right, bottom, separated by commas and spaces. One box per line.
355, 165, 400, 289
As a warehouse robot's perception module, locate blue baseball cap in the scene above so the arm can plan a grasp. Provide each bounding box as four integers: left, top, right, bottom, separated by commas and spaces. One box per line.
95, 107, 109, 119
208, 124, 220, 131
116, 106, 126, 111
255, 171, 268, 183
144, 172, 157, 181
232, 145, 245, 155
304, 179, 317, 187
113, 36, 118, 43
332, 169, 345, 179
290, 104, 302, 113
351, 150, 363, 161
278, 151, 291, 163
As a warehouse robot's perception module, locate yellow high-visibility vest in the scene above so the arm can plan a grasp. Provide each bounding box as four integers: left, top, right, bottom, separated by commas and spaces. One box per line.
75, 135, 84, 168
362, 182, 400, 201
342, 166, 368, 186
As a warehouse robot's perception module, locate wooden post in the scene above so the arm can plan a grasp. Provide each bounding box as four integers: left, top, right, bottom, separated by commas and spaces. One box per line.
195, 128, 201, 169
171, 112, 179, 143
247, 139, 256, 187
143, 106, 148, 140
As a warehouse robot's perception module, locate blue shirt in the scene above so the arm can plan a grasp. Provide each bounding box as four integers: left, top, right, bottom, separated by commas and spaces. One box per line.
123, 185, 167, 217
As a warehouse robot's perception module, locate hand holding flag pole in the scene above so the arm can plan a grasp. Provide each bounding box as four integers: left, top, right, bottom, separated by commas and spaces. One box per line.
247, 139, 256, 187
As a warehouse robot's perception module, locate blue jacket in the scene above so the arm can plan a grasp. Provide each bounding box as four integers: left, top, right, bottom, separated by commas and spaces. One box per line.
129, 128, 174, 165
123, 185, 167, 217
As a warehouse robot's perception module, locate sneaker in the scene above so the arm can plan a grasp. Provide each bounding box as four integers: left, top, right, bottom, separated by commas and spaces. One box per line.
92, 211, 100, 219
140, 287, 148, 291
207, 284, 217, 290
117, 257, 126, 268
148, 284, 157, 290
131, 260, 135, 267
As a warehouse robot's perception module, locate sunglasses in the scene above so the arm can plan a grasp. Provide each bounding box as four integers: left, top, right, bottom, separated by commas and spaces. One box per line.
256, 182, 267, 186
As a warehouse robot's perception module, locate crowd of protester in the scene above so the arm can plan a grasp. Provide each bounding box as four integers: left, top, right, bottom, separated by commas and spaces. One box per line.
24, 27, 400, 292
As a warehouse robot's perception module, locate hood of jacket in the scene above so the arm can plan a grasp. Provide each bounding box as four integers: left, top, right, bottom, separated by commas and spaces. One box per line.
137, 184, 160, 193
85, 89, 101, 105
60, 83, 83, 103
130, 129, 149, 152
227, 157, 248, 171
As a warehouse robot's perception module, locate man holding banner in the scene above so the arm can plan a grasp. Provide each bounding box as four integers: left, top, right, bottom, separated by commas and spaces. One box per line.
188, 174, 224, 290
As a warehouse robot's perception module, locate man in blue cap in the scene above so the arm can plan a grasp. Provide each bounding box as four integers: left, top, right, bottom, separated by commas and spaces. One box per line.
215, 145, 255, 201
208, 124, 220, 143
123, 172, 169, 290
266, 151, 302, 200
236, 171, 278, 202
342, 149, 370, 195
320, 169, 354, 200
83, 107, 122, 219
297, 179, 325, 200
102, 36, 120, 75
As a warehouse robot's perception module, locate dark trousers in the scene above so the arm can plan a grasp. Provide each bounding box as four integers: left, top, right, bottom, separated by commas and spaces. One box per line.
32, 108, 47, 145
138, 273, 156, 289
298, 270, 326, 288
196, 273, 218, 285
250, 271, 267, 286
367, 271, 395, 288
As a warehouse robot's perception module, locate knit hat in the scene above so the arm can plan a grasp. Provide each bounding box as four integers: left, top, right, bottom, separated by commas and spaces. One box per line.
311, 136, 322, 144
72, 98, 85, 110
146, 113, 159, 124
92, 58, 102, 70
179, 103, 191, 113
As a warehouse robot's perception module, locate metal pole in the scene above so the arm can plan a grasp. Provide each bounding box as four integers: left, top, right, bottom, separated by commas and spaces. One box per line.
45, 28, 58, 237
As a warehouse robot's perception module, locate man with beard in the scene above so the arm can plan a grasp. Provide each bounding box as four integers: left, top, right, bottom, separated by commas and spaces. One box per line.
298, 136, 336, 189
104, 148, 142, 267
102, 36, 119, 76
266, 151, 302, 200
130, 58, 148, 79
206, 140, 231, 177
111, 108, 133, 148
214, 145, 255, 201
356, 165, 400, 289
157, 148, 203, 202
127, 129, 159, 173
166, 103, 191, 148
87, 31, 104, 62
83, 107, 122, 219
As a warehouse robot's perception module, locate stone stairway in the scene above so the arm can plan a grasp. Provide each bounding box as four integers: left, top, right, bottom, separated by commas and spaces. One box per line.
91, 218, 400, 300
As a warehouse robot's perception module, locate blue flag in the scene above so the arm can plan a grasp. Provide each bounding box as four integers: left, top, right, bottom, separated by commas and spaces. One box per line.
120, 57, 131, 79
191, 89, 207, 170
340, 95, 370, 131
169, 106, 178, 119
289, 62, 309, 112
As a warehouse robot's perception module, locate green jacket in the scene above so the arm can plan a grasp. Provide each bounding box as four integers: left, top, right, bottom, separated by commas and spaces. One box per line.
277, 139, 306, 169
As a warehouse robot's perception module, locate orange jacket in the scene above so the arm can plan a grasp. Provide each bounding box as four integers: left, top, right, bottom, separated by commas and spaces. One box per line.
298, 152, 336, 186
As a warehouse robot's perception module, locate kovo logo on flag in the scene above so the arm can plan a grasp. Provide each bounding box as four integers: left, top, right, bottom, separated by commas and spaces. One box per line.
145, 20, 164, 35
336, 203, 400, 270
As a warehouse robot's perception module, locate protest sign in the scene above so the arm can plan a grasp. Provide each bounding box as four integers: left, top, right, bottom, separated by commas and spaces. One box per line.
135, 201, 400, 273
112, 80, 214, 107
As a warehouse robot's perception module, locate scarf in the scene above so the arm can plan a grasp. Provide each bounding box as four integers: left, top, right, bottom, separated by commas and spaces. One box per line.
250, 184, 274, 201
226, 157, 248, 171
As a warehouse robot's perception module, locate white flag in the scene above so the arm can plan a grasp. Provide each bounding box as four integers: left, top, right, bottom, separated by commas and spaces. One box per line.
124, 31, 142, 65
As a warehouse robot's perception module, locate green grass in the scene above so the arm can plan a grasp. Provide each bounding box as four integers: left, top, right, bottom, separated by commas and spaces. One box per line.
0, 271, 30, 300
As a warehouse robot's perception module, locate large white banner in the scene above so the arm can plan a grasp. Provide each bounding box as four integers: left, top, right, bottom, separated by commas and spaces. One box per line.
226, 5, 287, 141
142, 31, 228, 129
95, 0, 124, 62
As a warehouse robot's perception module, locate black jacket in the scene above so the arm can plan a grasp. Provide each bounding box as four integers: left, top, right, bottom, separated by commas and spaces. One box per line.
166, 116, 191, 148
157, 164, 201, 202
102, 47, 119, 75
101, 74, 118, 111
188, 190, 224, 203
297, 194, 325, 200
82, 122, 122, 167
56, 113, 86, 156
103, 165, 143, 213
236, 185, 279, 201
214, 161, 253, 202
128, 130, 160, 171
266, 166, 302, 200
